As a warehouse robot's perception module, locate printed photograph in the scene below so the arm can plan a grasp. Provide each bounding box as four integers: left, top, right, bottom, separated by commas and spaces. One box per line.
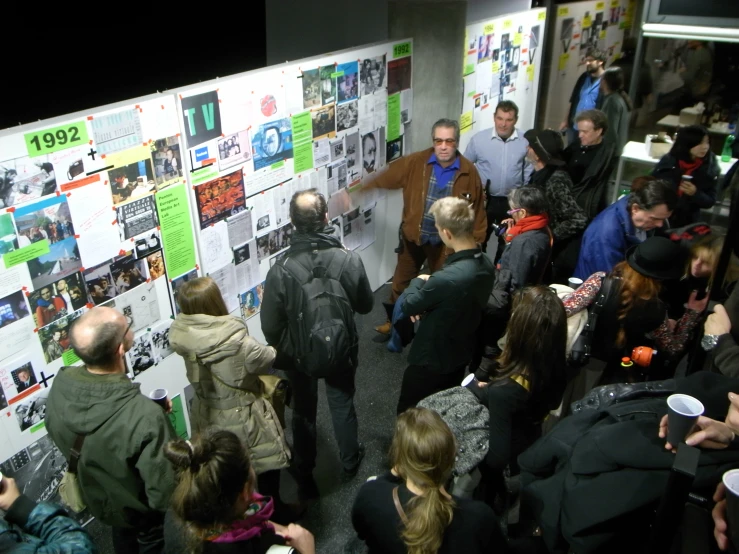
387, 136, 403, 163
362, 130, 379, 177
0, 154, 57, 209
151, 135, 183, 187
239, 281, 264, 320
110, 254, 147, 295
0, 212, 19, 256
478, 33, 494, 62
336, 100, 359, 132
125, 332, 156, 376
150, 320, 174, 361
252, 118, 294, 171
0, 289, 30, 329
134, 230, 161, 259
102, 282, 160, 334
116, 194, 159, 242
28, 272, 88, 328
256, 223, 292, 263
195, 170, 247, 230
0, 435, 93, 525
83, 260, 118, 306
330, 138, 345, 161
302, 68, 321, 109
218, 130, 253, 172
312, 104, 336, 140
108, 159, 156, 205
319, 64, 337, 105
38, 309, 83, 364
147, 250, 165, 280
23, 233, 82, 291
170, 268, 198, 315
360, 55, 386, 96
337, 61, 359, 104
15, 388, 49, 432
345, 131, 360, 184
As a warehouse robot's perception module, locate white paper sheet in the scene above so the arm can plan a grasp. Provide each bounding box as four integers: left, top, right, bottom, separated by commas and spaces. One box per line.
373, 90, 388, 129
104, 283, 160, 333
234, 239, 260, 292
0, 318, 35, 363
247, 188, 277, 236
361, 203, 377, 249
200, 221, 233, 275
400, 89, 413, 125
313, 139, 330, 167
273, 182, 293, 227
66, 180, 122, 268
328, 188, 351, 220
342, 208, 362, 251
226, 210, 254, 249
0, 265, 31, 298
209, 264, 239, 314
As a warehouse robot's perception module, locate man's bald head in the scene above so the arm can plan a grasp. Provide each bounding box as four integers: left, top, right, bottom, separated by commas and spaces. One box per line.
69, 307, 128, 369
290, 189, 328, 234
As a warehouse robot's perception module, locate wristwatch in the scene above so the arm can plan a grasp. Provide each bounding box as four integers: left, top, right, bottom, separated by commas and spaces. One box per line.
701, 334, 721, 351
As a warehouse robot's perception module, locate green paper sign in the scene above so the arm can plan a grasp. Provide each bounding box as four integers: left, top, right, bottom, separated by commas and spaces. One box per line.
270, 160, 285, 170
31, 421, 46, 433
62, 349, 81, 366
463, 63, 475, 76
156, 184, 197, 279
387, 93, 401, 142
330, 71, 344, 78
291, 112, 314, 174
168, 394, 189, 439
3, 240, 50, 268
190, 166, 219, 186
24, 121, 89, 157
393, 41, 412, 59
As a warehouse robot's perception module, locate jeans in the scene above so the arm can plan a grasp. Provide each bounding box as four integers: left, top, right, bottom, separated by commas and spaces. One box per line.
287, 367, 360, 474
387, 289, 415, 353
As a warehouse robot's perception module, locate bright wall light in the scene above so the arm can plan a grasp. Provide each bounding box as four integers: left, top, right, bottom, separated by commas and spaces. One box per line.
642, 23, 739, 43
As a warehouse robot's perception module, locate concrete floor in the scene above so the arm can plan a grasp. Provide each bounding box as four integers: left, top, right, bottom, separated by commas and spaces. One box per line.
87, 283, 407, 554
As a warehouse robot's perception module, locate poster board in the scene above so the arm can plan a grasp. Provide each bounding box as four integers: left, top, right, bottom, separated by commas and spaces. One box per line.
541, 0, 638, 131
0, 37, 412, 517
459, 7, 548, 152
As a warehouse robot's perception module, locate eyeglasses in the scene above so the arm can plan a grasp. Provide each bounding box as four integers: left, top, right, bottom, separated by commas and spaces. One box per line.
433, 138, 457, 145
506, 208, 523, 216
115, 314, 133, 352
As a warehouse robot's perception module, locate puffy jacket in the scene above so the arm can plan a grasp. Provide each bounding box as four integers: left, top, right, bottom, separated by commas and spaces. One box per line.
168, 314, 290, 474
260, 228, 374, 371
45, 365, 176, 529
652, 152, 719, 228
363, 148, 487, 244
574, 196, 643, 280
0, 496, 98, 553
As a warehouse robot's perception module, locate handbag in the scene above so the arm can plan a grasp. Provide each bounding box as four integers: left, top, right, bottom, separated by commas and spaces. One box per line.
258, 374, 291, 428
569, 276, 615, 367
59, 434, 86, 513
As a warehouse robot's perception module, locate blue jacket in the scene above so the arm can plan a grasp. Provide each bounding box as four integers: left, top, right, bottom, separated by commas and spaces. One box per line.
574, 197, 643, 279
0, 495, 98, 553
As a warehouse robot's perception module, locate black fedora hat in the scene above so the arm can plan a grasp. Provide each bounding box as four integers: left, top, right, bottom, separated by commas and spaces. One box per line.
524, 129, 566, 167
626, 236, 684, 281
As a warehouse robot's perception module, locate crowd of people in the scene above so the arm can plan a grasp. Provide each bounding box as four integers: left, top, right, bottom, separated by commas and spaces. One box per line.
7, 45, 739, 554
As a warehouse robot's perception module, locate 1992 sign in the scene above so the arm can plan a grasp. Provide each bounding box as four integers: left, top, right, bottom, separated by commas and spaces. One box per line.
24, 121, 89, 157
393, 42, 412, 59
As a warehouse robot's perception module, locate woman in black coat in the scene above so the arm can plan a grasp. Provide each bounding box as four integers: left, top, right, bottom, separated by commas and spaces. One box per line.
652, 125, 719, 228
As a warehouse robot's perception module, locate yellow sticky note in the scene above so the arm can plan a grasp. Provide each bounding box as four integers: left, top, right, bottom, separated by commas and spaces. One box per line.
538, 11, 546, 20
583, 15, 592, 28
558, 52, 570, 71
611, 0, 619, 7
558, 7, 569, 16
527, 64, 535, 82
596, 2, 605, 9
460, 111, 473, 130
483, 23, 495, 34
503, 19, 513, 30
106, 145, 151, 169
492, 61, 500, 74
599, 30, 607, 39
513, 33, 522, 47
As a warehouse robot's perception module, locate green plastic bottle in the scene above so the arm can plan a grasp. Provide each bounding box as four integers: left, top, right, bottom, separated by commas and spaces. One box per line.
722, 134, 735, 162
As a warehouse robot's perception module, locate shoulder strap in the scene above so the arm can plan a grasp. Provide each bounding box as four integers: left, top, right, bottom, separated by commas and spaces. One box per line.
69, 434, 86, 474
282, 254, 313, 284
586, 276, 615, 336
392, 486, 409, 525
325, 249, 349, 281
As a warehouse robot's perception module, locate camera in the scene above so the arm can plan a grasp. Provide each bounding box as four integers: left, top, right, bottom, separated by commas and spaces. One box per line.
489, 221, 508, 237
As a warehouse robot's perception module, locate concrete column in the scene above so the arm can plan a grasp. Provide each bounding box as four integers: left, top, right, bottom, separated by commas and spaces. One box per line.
388, 0, 468, 153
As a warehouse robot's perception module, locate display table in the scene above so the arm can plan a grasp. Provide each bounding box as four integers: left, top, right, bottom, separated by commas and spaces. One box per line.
657, 114, 732, 136
610, 140, 737, 205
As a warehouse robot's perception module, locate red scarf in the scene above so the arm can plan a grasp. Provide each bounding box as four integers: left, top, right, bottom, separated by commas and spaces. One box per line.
504, 213, 550, 243
677, 158, 703, 197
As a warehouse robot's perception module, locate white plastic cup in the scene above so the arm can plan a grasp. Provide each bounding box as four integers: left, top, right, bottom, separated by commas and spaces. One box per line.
568, 277, 583, 289
722, 469, 739, 552
666, 394, 704, 446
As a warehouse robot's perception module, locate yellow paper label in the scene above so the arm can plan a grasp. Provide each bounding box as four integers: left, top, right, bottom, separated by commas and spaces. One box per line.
460, 111, 473, 130
558, 53, 570, 71
599, 30, 607, 39
527, 64, 535, 81
538, 11, 546, 20
611, 0, 619, 7
483, 23, 495, 34
558, 7, 569, 16
492, 61, 500, 74
503, 19, 513, 30
513, 33, 523, 47
596, 2, 605, 9
583, 15, 592, 28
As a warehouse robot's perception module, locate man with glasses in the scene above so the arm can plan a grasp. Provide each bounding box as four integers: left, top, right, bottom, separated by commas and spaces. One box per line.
559, 48, 607, 145
464, 100, 533, 263
45, 306, 175, 554
362, 118, 486, 336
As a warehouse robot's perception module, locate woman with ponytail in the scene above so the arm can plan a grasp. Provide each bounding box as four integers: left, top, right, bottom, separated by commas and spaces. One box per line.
351, 407, 506, 553
163, 429, 314, 554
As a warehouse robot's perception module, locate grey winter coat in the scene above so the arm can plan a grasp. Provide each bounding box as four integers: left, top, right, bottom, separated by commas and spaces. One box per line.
169, 314, 290, 474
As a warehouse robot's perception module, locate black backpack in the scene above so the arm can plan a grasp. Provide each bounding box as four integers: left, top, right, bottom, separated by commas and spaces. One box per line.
281, 250, 357, 378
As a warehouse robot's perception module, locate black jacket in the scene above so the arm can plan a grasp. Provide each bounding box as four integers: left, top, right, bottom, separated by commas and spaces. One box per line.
519, 371, 739, 554
564, 138, 618, 220
260, 227, 373, 371
402, 248, 495, 372
651, 152, 719, 228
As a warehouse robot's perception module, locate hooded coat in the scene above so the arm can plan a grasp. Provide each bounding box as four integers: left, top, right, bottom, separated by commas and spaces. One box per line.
168, 314, 290, 474
45, 365, 176, 529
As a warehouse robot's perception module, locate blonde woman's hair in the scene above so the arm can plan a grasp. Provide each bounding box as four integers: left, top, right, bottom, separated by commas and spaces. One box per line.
428, 197, 474, 238
389, 407, 457, 554
177, 276, 229, 317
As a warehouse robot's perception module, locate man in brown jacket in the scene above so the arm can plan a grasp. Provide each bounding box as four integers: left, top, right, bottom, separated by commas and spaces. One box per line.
363, 118, 487, 334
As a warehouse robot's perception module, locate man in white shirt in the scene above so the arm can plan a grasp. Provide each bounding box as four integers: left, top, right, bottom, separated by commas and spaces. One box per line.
464, 100, 533, 263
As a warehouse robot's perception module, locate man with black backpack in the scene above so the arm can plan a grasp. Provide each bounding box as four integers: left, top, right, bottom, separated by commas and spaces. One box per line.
261, 189, 373, 499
